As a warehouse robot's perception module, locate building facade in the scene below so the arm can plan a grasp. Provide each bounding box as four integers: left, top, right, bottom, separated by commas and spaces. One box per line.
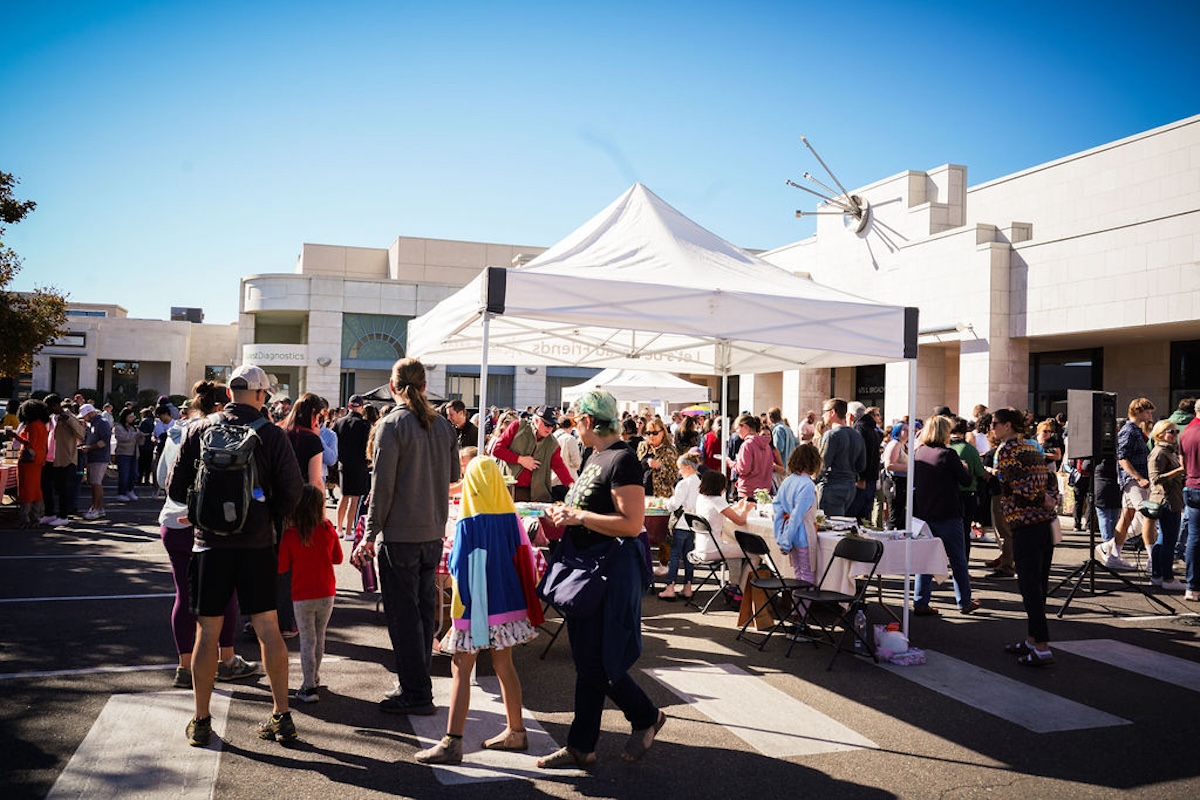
756, 113, 1200, 424
238, 237, 599, 409
30, 303, 239, 404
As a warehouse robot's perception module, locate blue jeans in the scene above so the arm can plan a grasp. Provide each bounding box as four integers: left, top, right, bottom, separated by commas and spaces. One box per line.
379, 539, 442, 705
665, 528, 694, 584
1151, 510, 1180, 581
116, 453, 138, 495
915, 517, 972, 609
1185, 488, 1200, 591
819, 480, 856, 517
1095, 505, 1119, 543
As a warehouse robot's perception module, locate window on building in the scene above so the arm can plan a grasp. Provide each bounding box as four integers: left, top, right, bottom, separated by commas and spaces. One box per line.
854, 364, 886, 411
205, 365, 232, 384
446, 366, 515, 409
66, 309, 107, 318
341, 313, 410, 370
544, 367, 601, 407
1028, 349, 1103, 420
1170, 340, 1200, 412
110, 361, 140, 404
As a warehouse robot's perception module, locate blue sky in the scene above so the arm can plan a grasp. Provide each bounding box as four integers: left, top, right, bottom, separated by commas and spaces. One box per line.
4, 1, 1198, 324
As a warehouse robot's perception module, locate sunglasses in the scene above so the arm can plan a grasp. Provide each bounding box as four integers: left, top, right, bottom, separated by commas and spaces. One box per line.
648, 430, 664, 436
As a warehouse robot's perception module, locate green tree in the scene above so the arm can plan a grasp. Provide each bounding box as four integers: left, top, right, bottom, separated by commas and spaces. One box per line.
0, 171, 67, 377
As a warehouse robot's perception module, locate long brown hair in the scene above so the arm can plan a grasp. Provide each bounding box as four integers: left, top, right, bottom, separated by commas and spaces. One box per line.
281, 392, 322, 433
391, 358, 435, 429
290, 483, 327, 546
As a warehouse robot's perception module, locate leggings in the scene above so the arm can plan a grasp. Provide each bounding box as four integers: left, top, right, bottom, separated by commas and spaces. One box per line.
161, 525, 237, 653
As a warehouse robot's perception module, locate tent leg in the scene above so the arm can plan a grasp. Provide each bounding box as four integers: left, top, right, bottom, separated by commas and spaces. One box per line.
477, 311, 491, 452
902, 358, 917, 639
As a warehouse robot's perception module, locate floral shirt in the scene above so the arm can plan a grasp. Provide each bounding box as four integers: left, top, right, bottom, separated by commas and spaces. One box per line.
996, 438, 1059, 529
636, 440, 679, 497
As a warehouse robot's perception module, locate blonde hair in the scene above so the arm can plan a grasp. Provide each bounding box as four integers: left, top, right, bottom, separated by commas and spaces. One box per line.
919, 415, 952, 447
1150, 419, 1177, 444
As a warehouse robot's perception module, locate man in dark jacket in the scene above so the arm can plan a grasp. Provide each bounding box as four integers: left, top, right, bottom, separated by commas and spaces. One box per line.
849, 403, 883, 522
168, 364, 303, 747
333, 395, 371, 541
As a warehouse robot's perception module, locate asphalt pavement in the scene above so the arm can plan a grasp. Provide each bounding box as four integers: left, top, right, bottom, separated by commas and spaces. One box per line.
2, 486, 1198, 800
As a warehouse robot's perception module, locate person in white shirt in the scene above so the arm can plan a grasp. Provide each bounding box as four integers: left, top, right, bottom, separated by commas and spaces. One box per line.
552, 415, 583, 500
658, 454, 702, 600
693, 470, 754, 589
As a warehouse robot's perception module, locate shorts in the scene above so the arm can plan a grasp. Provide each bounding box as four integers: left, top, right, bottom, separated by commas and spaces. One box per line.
340, 463, 370, 496
188, 546, 278, 617
86, 462, 107, 486
1121, 482, 1149, 509
325, 463, 339, 486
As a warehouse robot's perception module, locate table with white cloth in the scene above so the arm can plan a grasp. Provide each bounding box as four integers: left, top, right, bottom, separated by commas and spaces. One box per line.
724, 512, 949, 598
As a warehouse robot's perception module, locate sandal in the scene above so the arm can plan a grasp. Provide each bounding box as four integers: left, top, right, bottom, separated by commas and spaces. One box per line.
1004, 640, 1033, 656
912, 605, 939, 617
1017, 650, 1055, 667
959, 599, 981, 615
621, 710, 666, 763
482, 729, 528, 751
537, 746, 596, 769
657, 589, 677, 602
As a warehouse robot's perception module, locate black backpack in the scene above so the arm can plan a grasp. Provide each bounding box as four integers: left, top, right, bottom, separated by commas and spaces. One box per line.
187, 414, 269, 536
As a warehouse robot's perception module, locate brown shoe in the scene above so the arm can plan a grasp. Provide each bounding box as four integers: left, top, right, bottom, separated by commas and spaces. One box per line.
482, 729, 528, 751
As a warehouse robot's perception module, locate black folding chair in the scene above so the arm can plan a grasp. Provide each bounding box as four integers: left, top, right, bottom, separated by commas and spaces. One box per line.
681, 513, 736, 613
733, 530, 813, 650
785, 535, 885, 669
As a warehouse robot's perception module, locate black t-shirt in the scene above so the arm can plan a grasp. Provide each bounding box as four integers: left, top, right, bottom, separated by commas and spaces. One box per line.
564, 440, 642, 549
333, 412, 370, 469
286, 428, 324, 478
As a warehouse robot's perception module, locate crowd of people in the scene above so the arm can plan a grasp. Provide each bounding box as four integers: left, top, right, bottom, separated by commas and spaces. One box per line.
5, 374, 1199, 758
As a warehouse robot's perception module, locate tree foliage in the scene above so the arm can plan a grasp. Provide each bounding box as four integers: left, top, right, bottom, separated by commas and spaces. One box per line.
0, 171, 67, 377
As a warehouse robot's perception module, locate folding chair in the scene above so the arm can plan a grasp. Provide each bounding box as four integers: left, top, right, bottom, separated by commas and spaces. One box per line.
733, 530, 813, 650
681, 513, 735, 613
785, 535, 884, 669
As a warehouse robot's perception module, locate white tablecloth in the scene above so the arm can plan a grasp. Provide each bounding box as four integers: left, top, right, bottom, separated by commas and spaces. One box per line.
723, 513, 948, 597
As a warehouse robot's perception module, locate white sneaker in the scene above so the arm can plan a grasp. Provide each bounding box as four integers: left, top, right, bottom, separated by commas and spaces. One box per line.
1185, 590, 1200, 602
83, 509, 102, 520
1093, 542, 1110, 562
39, 515, 55, 525
1106, 554, 1135, 571
47, 516, 69, 526
1159, 579, 1186, 591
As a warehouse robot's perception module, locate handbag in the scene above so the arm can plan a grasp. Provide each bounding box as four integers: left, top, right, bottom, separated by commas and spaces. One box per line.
536, 538, 618, 617
1138, 500, 1166, 520
19, 446, 34, 463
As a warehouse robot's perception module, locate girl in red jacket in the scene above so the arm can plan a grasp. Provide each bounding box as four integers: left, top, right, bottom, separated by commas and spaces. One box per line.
278, 484, 343, 702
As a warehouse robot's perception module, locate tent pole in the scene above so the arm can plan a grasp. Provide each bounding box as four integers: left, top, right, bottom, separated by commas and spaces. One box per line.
477, 311, 491, 452
903, 357, 917, 639
721, 372, 730, 476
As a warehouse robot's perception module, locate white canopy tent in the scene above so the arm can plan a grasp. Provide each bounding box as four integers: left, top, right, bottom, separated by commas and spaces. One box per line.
408, 183, 923, 634
559, 368, 709, 410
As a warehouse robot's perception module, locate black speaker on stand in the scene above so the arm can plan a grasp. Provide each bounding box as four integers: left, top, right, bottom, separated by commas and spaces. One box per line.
1049, 390, 1175, 616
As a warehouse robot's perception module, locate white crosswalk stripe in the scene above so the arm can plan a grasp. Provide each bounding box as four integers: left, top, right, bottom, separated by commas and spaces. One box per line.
879, 649, 1131, 733
1056, 638, 1200, 691
644, 662, 877, 756
410, 675, 582, 785
47, 689, 231, 799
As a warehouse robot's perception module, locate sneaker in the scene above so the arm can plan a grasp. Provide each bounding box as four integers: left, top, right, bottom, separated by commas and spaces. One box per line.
1106, 554, 1135, 571
379, 696, 436, 716
280, 628, 299, 640
83, 509, 102, 520
38, 515, 55, 525
384, 682, 404, 699
173, 666, 192, 689
1093, 542, 1110, 562
257, 711, 298, 744
216, 654, 259, 681
416, 735, 463, 764
1185, 590, 1200, 602
186, 716, 212, 747
1159, 579, 1185, 592
294, 686, 320, 704
45, 516, 69, 527
1150, 576, 1163, 587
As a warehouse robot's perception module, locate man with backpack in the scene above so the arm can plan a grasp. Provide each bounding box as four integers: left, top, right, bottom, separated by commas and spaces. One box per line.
168, 364, 304, 747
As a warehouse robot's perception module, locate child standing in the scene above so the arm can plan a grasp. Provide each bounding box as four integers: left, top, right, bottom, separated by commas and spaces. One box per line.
278, 484, 343, 703
658, 454, 701, 600
772, 443, 823, 591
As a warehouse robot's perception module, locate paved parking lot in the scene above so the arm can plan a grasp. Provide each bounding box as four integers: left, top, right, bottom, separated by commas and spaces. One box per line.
2, 492, 1198, 799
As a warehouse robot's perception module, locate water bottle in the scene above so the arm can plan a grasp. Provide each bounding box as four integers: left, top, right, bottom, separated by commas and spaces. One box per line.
852, 608, 867, 652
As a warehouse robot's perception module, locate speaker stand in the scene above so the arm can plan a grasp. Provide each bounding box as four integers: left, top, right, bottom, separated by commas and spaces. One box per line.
1048, 483, 1175, 617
